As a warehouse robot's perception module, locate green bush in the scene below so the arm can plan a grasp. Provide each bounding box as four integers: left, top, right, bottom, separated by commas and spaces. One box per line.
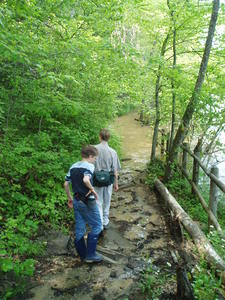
145, 159, 165, 187
192, 260, 224, 300
146, 160, 225, 299
0, 257, 35, 299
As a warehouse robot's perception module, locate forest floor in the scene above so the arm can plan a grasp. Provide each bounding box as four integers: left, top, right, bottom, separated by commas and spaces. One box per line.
26, 164, 181, 300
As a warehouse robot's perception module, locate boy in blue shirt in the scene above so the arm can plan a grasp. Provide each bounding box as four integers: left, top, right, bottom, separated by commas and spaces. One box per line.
64, 145, 102, 262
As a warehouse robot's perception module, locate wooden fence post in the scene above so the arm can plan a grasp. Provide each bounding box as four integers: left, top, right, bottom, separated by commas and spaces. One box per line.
182, 143, 189, 173
192, 141, 202, 194
208, 166, 219, 231
161, 129, 165, 157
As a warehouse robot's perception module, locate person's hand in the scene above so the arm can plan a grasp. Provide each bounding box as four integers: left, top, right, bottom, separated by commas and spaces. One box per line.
114, 183, 119, 192
85, 189, 98, 200
92, 189, 98, 200
68, 198, 73, 209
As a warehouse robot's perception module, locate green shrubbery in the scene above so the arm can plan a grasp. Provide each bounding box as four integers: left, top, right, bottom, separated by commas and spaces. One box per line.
192, 260, 224, 300
0, 1, 130, 298
0, 124, 122, 299
146, 160, 225, 299
140, 263, 175, 299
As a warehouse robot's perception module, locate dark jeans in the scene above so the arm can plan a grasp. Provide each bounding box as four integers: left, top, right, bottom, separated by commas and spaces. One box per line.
73, 199, 102, 241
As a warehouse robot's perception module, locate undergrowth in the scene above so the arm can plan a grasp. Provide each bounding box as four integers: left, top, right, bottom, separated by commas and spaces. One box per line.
140, 263, 176, 299
146, 160, 225, 300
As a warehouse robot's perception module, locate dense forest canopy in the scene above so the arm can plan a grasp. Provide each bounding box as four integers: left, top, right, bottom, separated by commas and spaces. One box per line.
0, 0, 224, 298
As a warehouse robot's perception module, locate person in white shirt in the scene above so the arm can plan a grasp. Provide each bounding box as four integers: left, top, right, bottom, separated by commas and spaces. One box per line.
94, 129, 121, 231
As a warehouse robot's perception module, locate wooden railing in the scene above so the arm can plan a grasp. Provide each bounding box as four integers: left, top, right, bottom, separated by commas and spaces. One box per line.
158, 130, 224, 234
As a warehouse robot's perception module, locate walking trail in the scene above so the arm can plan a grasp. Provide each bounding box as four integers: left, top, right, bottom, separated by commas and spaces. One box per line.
28, 113, 180, 300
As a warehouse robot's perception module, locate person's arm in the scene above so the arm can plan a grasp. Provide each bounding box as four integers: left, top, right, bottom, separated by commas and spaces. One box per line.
83, 175, 98, 200
64, 181, 73, 208
111, 150, 120, 192
113, 171, 119, 191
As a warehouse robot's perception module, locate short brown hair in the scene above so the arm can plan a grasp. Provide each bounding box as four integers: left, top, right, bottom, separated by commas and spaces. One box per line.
99, 128, 110, 141
81, 145, 98, 158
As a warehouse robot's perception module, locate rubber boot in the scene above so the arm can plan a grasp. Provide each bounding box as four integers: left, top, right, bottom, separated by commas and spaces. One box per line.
98, 230, 104, 240
74, 236, 87, 260
84, 233, 102, 263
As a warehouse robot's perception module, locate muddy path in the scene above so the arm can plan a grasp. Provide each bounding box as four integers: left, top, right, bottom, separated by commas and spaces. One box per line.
27, 113, 179, 300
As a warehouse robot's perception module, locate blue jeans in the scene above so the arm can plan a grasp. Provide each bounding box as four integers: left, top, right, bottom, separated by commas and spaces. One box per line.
73, 199, 102, 241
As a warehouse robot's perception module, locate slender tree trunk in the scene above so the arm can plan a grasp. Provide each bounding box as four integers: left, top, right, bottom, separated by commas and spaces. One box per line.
140, 99, 144, 122
204, 123, 224, 154
151, 33, 170, 161
151, 75, 161, 161
170, 81, 176, 151
164, 0, 220, 182
168, 0, 177, 152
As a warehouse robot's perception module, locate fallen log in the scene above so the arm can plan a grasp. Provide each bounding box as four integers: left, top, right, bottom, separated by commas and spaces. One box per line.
119, 183, 134, 190
97, 245, 126, 258
121, 157, 132, 162
101, 254, 118, 264
154, 179, 225, 271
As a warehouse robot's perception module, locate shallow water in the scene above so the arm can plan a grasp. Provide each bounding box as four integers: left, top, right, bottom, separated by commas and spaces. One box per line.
111, 112, 155, 167
112, 112, 225, 183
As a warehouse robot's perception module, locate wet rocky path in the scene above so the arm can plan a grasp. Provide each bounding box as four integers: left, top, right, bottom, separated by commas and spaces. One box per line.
28, 114, 178, 300
28, 168, 177, 300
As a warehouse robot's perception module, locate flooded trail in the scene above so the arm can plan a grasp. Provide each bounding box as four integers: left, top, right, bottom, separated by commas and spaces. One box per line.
111, 112, 154, 167
28, 113, 177, 300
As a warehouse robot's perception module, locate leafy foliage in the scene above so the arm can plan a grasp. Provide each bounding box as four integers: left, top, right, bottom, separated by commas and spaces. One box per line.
146, 160, 225, 299
0, 0, 140, 298
192, 260, 224, 300
145, 159, 165, 187
140, 263, 175, 299
1, 0, 224, 298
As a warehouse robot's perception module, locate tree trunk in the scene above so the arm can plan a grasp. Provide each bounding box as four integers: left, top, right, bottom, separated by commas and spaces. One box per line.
208, 166, 219, 231
154, 179, 225, 271
192, 139, 202, 193
167, 0, 177, 152
164, 0, 220, 181
140, 99, 144, 122
151, 33, 170, 161
204, 123, 225, 155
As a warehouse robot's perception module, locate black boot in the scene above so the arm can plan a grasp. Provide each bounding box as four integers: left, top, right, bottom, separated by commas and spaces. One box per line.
84, 233, 102, 263
74, 236, 87, 260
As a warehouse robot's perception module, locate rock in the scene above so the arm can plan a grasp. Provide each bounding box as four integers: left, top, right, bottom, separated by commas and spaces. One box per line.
110, 212, 140, 224
117, 196, 126, 201
50, 268, 92, 291
124, 226, 147, 241
93, 293, 106, 300
110, 270, 117, 278
36, 230, 70, 256
126, 258, 149, 274
46, 232, 70, 256
139, 178, 145, 184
